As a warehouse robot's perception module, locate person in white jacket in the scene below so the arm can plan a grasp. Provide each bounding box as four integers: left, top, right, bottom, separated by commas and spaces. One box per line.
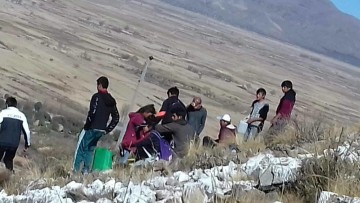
0, 97, 31, 172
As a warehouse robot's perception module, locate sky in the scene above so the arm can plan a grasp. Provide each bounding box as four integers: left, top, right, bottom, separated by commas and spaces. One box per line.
331, 0, 360, 19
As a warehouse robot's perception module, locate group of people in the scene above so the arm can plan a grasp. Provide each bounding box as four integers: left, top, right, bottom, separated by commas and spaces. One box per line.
72, 76, 296, 174
0, 75, 296, 175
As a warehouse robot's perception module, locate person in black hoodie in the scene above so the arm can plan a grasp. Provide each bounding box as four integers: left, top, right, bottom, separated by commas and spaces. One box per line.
73, 76, 119, 174
159, 87, 186, 125
270, 80, 296, 130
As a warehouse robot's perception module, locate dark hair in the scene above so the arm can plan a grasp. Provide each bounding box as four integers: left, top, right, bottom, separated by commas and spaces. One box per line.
281, 80, 293, 89
170, 104, 187, 118
6, 97, 17, 107
136, 104, 156, 115
256, 88, 266, 95
167, 87, 179, 96
97, 76, 109, 89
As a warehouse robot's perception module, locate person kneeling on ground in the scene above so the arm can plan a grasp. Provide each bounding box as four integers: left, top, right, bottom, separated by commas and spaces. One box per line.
126, 123, 172, 162
244, 88, 269, 141
119, 104, 156, 164
155, 105, 195, 160
0, 97, 31, 173
202, 114, 237, 147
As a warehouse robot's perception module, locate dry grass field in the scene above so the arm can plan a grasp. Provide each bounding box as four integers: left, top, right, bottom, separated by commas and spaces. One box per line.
1, 0, 360, 202
1, 0, 360, 135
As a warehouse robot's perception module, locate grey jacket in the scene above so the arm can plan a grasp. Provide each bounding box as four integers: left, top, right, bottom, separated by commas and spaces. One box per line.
155, 120, 195, 158
186, 106, 207, 136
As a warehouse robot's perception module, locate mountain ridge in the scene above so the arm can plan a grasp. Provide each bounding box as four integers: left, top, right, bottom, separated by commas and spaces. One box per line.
161, 0, 360, 67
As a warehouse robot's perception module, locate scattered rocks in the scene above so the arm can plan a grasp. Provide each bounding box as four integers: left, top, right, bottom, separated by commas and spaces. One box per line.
318, 191, 360, 203
324, 141, 360, 163
241, 153, 302, 188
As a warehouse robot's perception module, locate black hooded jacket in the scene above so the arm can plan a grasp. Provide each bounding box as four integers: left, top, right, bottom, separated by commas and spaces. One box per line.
83, 91, 119, 133
159, 96, 186, 125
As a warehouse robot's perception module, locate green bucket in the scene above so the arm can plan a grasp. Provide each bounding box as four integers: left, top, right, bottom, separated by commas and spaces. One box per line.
92, 148, 113, 172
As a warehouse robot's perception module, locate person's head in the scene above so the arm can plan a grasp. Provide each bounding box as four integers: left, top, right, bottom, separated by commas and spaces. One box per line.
97, 76, 109, 91
5, 97, 17, 108
281, 80, 293, 93
143, 121, 156, 133
256, 88, 266, 100
218, 114, 231, 127
167, 87, 179, 98
170, 105, 187, 121
136, 104, 156, 119
191, 96, 202, 109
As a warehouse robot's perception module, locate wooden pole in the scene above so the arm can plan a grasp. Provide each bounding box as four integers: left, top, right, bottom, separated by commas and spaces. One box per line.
116, 56, 154, 147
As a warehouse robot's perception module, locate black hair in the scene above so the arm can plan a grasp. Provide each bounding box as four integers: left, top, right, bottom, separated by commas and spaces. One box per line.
136, 104, 156, 115
256, 88, 267, 95
170, 104, 187, 118
97, 76, 109, 89
281, 80, 293, 89
167, 87, 179, 96
6, 97, 17, 107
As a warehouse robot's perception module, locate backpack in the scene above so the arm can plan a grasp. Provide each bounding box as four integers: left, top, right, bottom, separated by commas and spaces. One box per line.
142, 130, 173, 161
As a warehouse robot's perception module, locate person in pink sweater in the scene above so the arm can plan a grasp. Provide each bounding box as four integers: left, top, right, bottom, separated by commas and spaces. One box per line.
119, 104, 156, 164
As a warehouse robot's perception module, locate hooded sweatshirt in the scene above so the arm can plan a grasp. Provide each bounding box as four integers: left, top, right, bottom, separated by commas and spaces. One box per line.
155, 119, 195, 158
276, 89, 296, 120
83, 90, 119, 133
160, 96, 186, 125
121, 112, 146, 150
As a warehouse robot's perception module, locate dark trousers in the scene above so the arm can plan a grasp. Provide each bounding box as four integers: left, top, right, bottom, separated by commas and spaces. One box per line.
0, 146, 18, 171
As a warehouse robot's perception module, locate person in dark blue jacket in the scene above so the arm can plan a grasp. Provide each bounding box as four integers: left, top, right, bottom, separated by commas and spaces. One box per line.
0, 97, 31, 172
159, 87, 186, 125
73, 76, 119, 174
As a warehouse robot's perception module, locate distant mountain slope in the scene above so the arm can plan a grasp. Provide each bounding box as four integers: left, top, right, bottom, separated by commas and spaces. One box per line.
161, 0, 360, 67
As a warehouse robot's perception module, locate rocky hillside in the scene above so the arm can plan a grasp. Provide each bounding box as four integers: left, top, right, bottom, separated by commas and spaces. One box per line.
161, 0, 360, 67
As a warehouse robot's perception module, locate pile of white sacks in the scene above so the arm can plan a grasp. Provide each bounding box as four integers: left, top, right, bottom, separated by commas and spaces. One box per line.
0, 142, 358, 203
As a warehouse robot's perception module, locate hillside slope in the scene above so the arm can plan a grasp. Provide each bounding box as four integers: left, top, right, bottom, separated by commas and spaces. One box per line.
1, 0, 360, 135
161, 0, 360, 67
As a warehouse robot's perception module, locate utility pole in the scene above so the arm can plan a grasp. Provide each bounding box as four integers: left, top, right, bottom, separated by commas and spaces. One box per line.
115, 56, 154, 147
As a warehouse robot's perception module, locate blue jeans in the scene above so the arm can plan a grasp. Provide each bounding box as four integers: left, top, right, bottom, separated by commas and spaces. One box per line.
73, 129, 105, 174
118, 150, 131, 164
244, 125, 260, 141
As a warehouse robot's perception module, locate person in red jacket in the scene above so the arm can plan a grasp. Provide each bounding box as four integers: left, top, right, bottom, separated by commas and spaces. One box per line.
119, 104, 156, 164
271, 80, 296, 130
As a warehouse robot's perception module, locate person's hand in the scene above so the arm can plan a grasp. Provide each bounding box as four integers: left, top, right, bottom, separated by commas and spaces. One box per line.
271, 117, 277, 125
246, 118, 253, 124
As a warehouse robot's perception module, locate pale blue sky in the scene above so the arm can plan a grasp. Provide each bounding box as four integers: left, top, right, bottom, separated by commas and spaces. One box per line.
331, 0, 360, 19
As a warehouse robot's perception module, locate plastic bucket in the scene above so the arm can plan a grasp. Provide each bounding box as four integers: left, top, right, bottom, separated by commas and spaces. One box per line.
237, 120, 248, 135
92, 148, 113, 172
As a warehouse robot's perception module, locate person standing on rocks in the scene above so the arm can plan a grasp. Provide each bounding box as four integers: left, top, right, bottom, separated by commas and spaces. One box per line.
244, 88, 269, 140
186, 96, 207, 143
0, 97, 31, 172
73, 76, 119, 174
270, 80, 296, 131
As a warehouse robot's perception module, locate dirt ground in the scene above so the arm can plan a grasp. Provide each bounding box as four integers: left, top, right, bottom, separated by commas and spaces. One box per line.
1, 0, 360, 139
